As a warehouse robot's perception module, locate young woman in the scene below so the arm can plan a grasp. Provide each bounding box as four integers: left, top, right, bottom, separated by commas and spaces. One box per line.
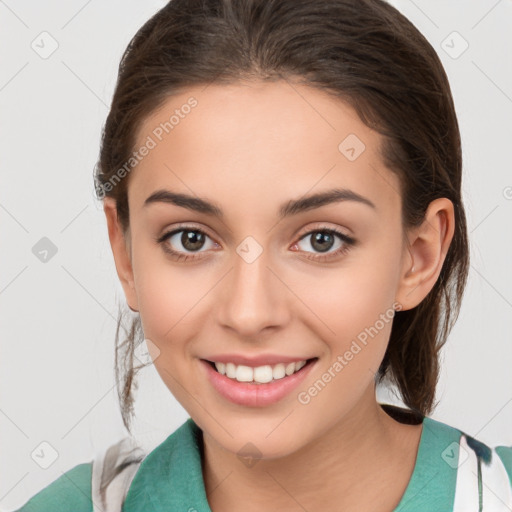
15, 0, 512, 511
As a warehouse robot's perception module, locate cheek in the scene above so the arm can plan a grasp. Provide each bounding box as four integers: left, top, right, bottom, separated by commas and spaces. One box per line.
131, 243, 203, 352
288, 239, 401, 383
292, 242, 400, 339
293, 265, 398, 426
132, 250, 209, 409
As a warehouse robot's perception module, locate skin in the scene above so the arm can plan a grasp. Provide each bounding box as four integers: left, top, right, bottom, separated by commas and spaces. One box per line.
104, 79, 455, 511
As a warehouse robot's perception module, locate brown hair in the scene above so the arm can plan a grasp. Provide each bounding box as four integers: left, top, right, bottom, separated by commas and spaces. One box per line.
94, 0, 469, 433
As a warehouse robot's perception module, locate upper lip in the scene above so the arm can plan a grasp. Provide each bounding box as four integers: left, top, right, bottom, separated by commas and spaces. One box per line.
202, 354, 316, 367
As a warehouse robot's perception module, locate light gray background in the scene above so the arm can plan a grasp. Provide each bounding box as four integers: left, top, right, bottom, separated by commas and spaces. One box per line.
1, 1, 511, 509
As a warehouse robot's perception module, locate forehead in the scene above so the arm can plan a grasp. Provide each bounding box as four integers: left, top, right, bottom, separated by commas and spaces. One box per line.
128, 80, 401, 217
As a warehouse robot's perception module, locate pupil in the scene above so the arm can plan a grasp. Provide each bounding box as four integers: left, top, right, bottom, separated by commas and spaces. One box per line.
311, 232, 333, 253
182, 230, 204, 251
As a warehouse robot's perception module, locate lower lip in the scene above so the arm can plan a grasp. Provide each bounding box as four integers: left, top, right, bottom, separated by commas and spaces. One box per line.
200, 358, 317, 407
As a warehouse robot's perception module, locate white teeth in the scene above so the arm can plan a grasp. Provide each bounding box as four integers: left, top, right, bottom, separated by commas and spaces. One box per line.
285, 362, 296, 376
272, 363, 286, 380
225, 362, 236, 378
253, 365, 273, 383
295, 360, 306, 371
235, 365, 253, 382
215, 362, 226, 375
213, 359, 310, 383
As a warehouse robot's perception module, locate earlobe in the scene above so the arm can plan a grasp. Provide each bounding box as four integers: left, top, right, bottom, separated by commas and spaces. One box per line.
395, 198, 455, 311
103, 197, 139, 312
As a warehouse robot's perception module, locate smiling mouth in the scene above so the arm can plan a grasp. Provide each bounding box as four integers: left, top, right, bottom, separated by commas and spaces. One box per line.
204, 357, 318, 384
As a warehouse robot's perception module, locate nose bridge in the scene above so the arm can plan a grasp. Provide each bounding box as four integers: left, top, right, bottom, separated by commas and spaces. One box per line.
218, 237, 288, 335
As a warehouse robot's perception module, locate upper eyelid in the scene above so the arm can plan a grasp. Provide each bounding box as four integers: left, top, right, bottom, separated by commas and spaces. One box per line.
160, 224, 217, 243
297, 225, 352, 239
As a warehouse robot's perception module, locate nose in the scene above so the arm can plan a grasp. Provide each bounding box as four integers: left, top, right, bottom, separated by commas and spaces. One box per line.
216, 245, 291, 339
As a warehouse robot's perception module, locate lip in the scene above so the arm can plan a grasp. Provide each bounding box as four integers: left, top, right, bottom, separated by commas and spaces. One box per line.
200, 357, 318, 407
201, 353, 314, 367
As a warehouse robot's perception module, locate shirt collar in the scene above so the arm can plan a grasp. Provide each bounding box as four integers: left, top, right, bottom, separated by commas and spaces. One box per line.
123, 413, 460, 511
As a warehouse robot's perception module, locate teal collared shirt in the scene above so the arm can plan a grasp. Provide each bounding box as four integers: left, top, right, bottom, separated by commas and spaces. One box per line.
14, 415, 512, 511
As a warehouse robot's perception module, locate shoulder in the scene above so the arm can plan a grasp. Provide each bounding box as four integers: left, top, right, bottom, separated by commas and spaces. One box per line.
14, 462, 93, 512
393, 412, 512, 511
455, 422, 512, 484
433, 416, 512, 510
13, 433, 148, 512
456, 434, 512, 509
422, 414, 512, 479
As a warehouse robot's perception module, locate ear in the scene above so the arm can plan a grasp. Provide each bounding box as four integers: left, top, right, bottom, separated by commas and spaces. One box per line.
395, 197, 455, 311
103, 197, 139, 312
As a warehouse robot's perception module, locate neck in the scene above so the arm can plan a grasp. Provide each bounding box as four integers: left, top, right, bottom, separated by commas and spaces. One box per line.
201, 385, 423, 512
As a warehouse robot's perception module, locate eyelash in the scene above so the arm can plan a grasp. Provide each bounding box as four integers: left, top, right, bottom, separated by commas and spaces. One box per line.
155, 224, 356, 263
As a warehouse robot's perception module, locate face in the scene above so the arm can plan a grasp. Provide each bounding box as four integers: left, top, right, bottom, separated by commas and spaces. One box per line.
104, 79, 441, 459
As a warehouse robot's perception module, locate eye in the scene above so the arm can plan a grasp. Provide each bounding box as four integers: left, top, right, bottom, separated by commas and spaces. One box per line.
293, 226, 356, 261
156, 224, 356, 263
156, 225, 218, 261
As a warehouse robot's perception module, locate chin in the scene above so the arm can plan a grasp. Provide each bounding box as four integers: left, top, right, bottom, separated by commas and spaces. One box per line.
205, 421, 307, 461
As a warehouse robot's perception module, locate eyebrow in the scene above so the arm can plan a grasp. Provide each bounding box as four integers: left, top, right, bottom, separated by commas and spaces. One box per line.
143, 187, 376, 218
